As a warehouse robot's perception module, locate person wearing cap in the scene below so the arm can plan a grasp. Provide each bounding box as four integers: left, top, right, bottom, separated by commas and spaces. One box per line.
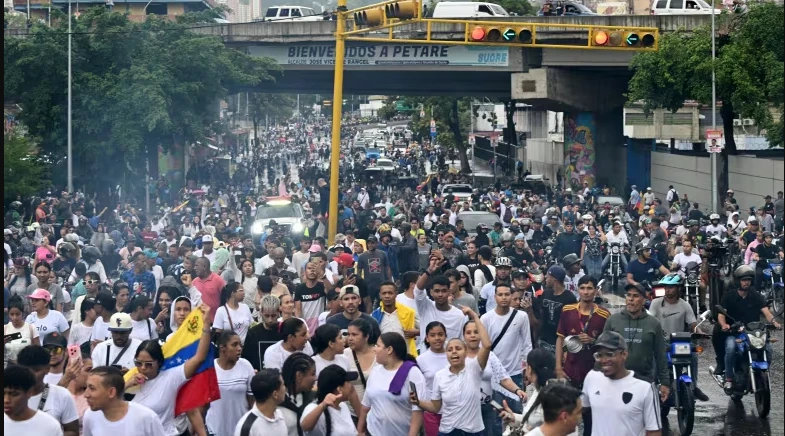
527, 265, 577, 351
301, 364, 360, 435
479, 257, 513, 315
90, 312, 142, 373
643, 187, 655, 207
26, 288, 70, 338
40, 332, 69, 387
16, 345, 80, 435
28, 261, 66, 313
194, 233, 217, 263
326, 284, 381, 339
603, 283, 670, 401
581, 331, 662, 436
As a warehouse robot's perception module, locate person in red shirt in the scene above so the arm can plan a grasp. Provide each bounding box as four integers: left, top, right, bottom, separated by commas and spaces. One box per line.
555, 275, 609, 388
139, 223, 158, 246
192, 257, 225, 323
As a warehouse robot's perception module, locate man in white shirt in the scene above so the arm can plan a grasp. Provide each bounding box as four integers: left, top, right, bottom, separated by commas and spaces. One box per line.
234, 369, 289, 436
17, 345, 79, 436
91, 313, 143, 373
82, 366, 165, 436
670, 239, 707, 311
194, 234, 217, 263
3, 365, 63, 436
601, 221, 629, 273
582, 331, 662, 436
414, 255, 468, 348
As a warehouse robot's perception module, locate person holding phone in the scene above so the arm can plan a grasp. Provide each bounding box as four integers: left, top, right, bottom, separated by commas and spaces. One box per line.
5, 295, 40, 364
411, 307, 492, 436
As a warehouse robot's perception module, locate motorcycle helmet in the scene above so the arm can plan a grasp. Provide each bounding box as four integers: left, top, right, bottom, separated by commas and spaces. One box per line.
492, 246, 505, 258
659, 273, 682, 286
734, 265, 755, 283
634, 242, 648, 254
581, 214, 593, 221
65, 233, 80, 243
562, 254, 581, 268
82, 246, 102, 264
476, 223, 489, 233
709, 213, 720, 222
501, 232, 515, 244
378, 223, 391, 235
520, 218, 532, 226
58, 242, 76, 256
687, 220, 699, 227
495, 256, 513, 268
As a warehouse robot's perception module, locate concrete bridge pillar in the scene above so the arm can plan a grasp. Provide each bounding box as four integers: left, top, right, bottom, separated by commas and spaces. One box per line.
511, 67, 628, 113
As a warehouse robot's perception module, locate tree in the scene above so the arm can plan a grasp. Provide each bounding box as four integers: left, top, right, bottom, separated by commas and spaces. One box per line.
626, 3, 783, 205
377, 97, 398, 120
4, 134, 49, 197
4, 7, 280, 194
248, 93, 295, 144
400, 96, 472, 173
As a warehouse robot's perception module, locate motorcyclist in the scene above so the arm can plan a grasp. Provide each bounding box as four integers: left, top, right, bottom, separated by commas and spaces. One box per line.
671, 238, 707, 313
505, 233, 537, 270
473, 223, 490, 247
626, 242, 671, 291
649, 273, 710, 402
751, 231, 784, 289
705, 213, 728, 238
717, 265, 781, 394
601, 220, 629, 273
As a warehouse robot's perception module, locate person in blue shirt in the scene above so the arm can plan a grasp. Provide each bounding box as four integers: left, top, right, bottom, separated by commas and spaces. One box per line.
626, 243, 670, 289
120, 252, 158, 299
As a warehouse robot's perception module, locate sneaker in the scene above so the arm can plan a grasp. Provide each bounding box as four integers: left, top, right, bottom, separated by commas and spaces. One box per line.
724, 379, 733, 395
713, 366, 725, 376
694, 387, 710, 402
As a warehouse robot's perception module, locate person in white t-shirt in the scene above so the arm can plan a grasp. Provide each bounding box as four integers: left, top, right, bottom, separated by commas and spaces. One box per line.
3, 365, 64, 436
358, 332, 426, 436
413, 261, 468, 347
310, 323, 351, 376
91, 313, 142, 372
581, 331, 662, 436
82, 366, 165, 436
206, 331, 256, 436
128, 295, 159, 342
16, 345, 79, 435
263, 317, 314, 371
25, 288, 70, 337
413, 307, 492, 436
300, 365, 359, 436
234, 369, 289, 436
670, 239, 707, 310
500, 381, 584, 436
4, 294, 40, 364
416, 321, 448, 436
213, 281, 254, 344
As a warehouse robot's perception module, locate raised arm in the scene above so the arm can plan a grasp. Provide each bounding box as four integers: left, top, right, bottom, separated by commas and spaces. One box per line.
184, 305, 213, 379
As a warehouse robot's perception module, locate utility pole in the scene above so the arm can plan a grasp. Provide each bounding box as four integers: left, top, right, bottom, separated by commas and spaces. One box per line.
67, 0, 74, 193
710, 7, 718, 213
327, 0, 346, 244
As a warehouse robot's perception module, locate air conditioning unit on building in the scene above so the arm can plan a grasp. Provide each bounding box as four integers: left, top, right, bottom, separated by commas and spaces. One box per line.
743, 119, 755, 126
733, 119, 743, 126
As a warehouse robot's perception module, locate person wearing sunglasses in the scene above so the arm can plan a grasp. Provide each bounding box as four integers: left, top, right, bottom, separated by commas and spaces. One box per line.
581, 331, 662, 436
71, 271, 101, 325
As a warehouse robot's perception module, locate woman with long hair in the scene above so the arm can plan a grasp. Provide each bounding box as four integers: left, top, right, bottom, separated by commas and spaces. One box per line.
358, 332, 425, 436
311, 323, 350, 376
581, 224, 604, 281
4, 295, 40, 364
417, 321, 448, 436
113, 281, 131, 313
463, 319, 526, 436
126, 304, 213, 436
68, 297, 97, 349
205, 331, 255, 436
279, 352, 318, 436
500, 382, 584, 436
152, 287, 179, 339
500, 348, 579, 436
238, 258, 259, 309
213, 281, 253, 344
342, 318, 378, 418
6, 257, 36, 299
301, 364, 358, 436
264, 317, 314, 370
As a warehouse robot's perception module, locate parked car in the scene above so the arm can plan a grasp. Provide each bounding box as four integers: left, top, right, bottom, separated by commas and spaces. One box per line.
650, 0, 720, 14
458, 211, 502, 237
260, 6, 326, 21
431, 1, 509, 18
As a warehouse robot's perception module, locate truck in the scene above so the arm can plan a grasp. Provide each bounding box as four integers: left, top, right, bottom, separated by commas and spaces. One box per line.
259, 6, 327, 22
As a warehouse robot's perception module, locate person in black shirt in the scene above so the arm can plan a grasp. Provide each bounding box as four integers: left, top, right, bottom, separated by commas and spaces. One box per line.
504, 234, 537, 270
356, 220, 377, 242
717, 265, 781, 392
687, 203, 705, 222
243, 294, 284, 371
526, 265, 577, 351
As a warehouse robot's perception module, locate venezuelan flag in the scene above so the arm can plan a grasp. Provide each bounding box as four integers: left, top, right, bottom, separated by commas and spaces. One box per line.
123, 310, 220, 415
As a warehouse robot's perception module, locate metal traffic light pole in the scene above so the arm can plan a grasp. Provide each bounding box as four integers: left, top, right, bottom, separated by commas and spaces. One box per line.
327, 0, 347, 244
710, 7, 719, 213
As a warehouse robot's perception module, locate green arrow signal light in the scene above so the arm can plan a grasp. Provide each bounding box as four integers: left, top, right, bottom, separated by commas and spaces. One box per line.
502, 28, 516, 41
626, 33, 640, 46
519, 29, 532, 43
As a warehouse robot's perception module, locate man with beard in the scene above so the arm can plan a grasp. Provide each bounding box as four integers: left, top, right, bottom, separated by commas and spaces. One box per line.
90, 313, 142, 374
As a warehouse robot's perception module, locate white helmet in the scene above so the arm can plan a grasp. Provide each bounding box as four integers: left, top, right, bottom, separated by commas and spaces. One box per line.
581, 214, 593, 221
709, 213, 720, 221
495, 257, 513, 268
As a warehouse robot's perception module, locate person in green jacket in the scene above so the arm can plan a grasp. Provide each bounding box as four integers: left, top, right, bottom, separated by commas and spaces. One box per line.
603, 282, 671, 404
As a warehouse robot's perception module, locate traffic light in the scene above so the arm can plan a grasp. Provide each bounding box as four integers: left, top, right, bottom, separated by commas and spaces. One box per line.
469, 26, 533, 44
354, 6, 384, 26
385, 0, 418, 20
591, 29, 656, 48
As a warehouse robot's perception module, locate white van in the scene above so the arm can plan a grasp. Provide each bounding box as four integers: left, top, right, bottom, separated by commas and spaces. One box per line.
431, 2, 509, 18
650, 0, 720, 14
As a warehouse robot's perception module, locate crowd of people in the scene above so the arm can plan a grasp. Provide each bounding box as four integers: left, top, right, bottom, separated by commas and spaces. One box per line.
3, 117, 784, 436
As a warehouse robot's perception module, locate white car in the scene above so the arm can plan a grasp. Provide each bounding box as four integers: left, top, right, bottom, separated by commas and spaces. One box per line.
375, 158, 396, 171
650, 0, 720, 14
439, 184, 474, 201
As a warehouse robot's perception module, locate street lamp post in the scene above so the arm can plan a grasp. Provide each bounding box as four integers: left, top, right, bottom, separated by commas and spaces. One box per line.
67, 0, 74, 193
327, 0, 346, 244
710, 7, 718, 213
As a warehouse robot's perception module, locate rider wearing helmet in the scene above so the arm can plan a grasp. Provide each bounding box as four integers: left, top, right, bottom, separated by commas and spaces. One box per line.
751, 231, 784, 289
473, 223, 490, 247
705, 213, 727, 238
649, 273, 710, 402
70, 245, 108, 284
716, 265, 781, 393
479, 256, 513, 315
626, 242, 671, 291
505, 234, 538, 270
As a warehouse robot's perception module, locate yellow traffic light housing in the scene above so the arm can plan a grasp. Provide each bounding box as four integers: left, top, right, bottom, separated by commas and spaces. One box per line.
592, 29, 657, 48
624, 31, 656, 48
354, 6, 384, 26
385, 0, 418, 19
469, 26, 533, 44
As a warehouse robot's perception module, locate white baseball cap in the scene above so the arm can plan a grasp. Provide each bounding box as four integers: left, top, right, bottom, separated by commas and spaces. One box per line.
108, 313, 133, 332
202, 234, 214, 243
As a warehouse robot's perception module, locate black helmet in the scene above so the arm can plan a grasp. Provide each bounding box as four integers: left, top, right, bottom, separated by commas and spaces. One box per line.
634, 242, 648, 254
562, 253, 581, 268
82, 246, 102, 264
734, 265, 755, 284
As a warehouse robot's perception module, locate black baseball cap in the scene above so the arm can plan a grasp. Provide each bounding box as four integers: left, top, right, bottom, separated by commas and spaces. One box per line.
624, 283, 646, 296
366, 236, 378, 243
593, 331, 628, 352
43, 332, 68, 348
318, 365, 359, 395
94, 292, 117, 310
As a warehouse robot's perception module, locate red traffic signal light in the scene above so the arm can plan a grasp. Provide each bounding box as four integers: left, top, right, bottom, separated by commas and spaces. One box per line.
470, 26, 486, 41
593, 30, 609, 45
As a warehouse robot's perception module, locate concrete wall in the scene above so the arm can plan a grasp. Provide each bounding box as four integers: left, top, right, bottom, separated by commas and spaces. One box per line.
651, 151, 784, 216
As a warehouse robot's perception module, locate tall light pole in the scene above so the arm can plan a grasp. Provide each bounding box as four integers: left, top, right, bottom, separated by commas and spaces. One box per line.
327, 0, 346, 244
710, 7, 718, 213
67, 0, 74, 193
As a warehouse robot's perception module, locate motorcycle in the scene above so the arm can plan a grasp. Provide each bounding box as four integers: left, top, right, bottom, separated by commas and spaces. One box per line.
683, 261, 701, 318
604, 242, 625, 295
709, 305, 777, 418
761, 258, 783, 315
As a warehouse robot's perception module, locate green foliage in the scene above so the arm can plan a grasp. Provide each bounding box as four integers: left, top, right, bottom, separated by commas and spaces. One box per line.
400, 96, 473, 172
377, 97, 398, 120
4, 134, 49, 197
627, 3, 784, 148
4, 7, 281, 192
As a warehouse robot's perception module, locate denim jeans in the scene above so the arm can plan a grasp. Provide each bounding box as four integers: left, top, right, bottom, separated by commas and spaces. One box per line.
724, 335, 774, 380
438, 431, 484, 436
584, 256, 603, 281
480, 402, 503, 436
492, 373, 523, 414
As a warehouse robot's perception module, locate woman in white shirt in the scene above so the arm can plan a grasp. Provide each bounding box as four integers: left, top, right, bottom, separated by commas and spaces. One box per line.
413, 308, 491, 436
68, 297, 97, 348
311, 323, 350, 376
416, 321, 448, 436
357, 332, 425, 436
238, 259, 259, 309
279, 352, 318, 436
205, 331, 255, 436
301, 364, 358, 436
125, 304, 213, 436
7, 257, 37, 301
264, 317, 313, 371
213, 281, 253, 344
4, 295, 40, 364
342, 318, 378, 417
25, 288, 70, 337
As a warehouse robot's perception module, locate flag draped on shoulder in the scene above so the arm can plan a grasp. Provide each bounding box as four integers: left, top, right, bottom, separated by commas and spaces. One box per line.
123, 309, 220, 415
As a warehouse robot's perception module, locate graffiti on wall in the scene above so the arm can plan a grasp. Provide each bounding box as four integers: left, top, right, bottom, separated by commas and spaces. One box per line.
564, 112, 596, 190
